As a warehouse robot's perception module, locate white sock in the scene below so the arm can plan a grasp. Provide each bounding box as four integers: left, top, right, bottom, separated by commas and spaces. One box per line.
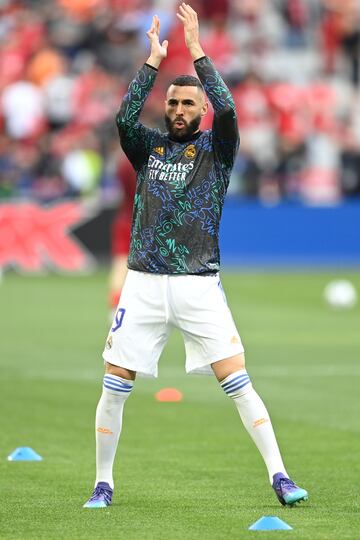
220, 369, 288, 483
95, 374, 134, 489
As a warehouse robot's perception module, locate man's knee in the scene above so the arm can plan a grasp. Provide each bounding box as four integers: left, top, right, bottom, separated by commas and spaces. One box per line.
105, 362, 136, 381
212, 353, 254, 399
211, 353, 246, 382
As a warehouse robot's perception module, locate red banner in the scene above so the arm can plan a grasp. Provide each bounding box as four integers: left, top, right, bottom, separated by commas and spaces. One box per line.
0, 202, 93, 272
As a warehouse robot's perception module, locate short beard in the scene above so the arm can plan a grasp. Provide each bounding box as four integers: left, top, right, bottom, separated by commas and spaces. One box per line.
165, 114, 202, 142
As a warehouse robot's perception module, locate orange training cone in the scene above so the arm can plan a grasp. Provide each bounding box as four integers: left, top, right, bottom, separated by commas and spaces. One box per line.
155, 388, 183, 402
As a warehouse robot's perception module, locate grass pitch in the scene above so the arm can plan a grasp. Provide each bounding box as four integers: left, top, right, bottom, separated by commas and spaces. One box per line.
1, 270, 360, 539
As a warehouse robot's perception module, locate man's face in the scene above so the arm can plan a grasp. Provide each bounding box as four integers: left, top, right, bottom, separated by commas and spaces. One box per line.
165, 85, 208, 141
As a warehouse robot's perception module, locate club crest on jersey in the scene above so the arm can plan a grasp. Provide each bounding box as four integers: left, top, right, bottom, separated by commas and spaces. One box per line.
184, 144, 196, 159
154, 146, 165, 156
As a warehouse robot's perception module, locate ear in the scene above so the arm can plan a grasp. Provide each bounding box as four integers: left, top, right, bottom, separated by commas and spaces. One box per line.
201, 100, 208, 117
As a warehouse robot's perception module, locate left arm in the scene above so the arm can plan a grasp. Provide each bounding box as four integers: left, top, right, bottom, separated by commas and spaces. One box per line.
194, 56, 239, 168
177, 3, 239, 167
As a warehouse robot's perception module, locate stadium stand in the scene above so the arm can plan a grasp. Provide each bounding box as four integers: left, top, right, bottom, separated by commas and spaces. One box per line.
1, 0, 360, 204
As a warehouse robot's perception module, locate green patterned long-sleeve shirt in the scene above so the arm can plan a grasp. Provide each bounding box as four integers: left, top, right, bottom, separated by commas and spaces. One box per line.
116, 56, 239, 275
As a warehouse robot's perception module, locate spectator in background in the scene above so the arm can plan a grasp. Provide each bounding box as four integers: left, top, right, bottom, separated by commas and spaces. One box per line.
72, 59, 119, 127
321, 0, 360, 86
2, 79, 45, 140
232, 70, 276, 198
339, 95, 360, 196
271, 112, 307, 201
281, 0, 309, 48
229, 0, 285, 77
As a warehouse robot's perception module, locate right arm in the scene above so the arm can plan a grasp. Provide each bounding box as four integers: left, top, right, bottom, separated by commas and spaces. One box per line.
116, 15, 168, 170
116, 64, 158, 170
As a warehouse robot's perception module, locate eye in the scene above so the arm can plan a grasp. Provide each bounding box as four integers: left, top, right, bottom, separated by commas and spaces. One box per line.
168, 100, 178, 106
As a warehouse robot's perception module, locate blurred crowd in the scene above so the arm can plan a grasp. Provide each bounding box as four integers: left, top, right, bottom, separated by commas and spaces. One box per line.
1, 0, 360, 205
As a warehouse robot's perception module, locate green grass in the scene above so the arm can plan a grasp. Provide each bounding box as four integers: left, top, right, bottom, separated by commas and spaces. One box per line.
1, 270, 360, 539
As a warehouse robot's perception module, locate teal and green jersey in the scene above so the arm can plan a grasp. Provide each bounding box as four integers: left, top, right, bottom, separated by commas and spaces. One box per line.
116, 56, 239, 275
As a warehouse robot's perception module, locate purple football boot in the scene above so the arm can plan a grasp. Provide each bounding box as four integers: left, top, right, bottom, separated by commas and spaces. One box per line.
83, 482, 113, 508
272, 473, 308, 506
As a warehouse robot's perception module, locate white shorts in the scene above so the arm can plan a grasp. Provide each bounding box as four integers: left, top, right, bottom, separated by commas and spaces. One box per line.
102, 270, 244, 377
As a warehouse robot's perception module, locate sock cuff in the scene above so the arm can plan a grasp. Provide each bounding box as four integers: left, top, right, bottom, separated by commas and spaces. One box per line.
103, 374, 134, 396
220, 369, 252, 398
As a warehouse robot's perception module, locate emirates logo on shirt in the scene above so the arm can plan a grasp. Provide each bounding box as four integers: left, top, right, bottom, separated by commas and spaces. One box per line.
148, 155, 194, 182
184, 144, 196, 159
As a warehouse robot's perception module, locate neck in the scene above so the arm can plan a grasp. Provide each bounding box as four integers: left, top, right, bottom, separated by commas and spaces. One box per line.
168, 130, 202, 143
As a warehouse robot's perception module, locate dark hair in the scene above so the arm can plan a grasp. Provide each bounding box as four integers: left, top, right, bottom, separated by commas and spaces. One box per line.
169, 75, 204, 92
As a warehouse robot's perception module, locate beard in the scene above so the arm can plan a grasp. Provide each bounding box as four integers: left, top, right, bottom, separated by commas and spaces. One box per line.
165, 114, 202, 142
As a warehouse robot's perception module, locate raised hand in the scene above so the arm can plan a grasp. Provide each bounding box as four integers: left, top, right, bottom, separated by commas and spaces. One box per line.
146, 15, 168, 68
176, 2, 205, 60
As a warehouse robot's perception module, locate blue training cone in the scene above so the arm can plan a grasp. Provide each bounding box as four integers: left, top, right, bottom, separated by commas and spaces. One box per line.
249, 516, 293, 531
7, 447, 43, 461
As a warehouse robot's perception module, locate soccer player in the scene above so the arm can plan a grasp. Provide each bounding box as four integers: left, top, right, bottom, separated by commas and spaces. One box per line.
108, 155, 136, 317
84, 3, 308, 509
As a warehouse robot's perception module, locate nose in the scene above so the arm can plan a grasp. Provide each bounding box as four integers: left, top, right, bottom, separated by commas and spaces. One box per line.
176, 103, 184, 116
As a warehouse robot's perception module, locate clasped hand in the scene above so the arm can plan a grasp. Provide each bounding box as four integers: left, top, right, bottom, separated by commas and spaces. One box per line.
146, 3, 202, 66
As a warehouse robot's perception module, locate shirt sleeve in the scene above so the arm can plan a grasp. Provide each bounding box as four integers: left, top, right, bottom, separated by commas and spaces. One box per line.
194, 56, 239, 169
116, 63, 159, 171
